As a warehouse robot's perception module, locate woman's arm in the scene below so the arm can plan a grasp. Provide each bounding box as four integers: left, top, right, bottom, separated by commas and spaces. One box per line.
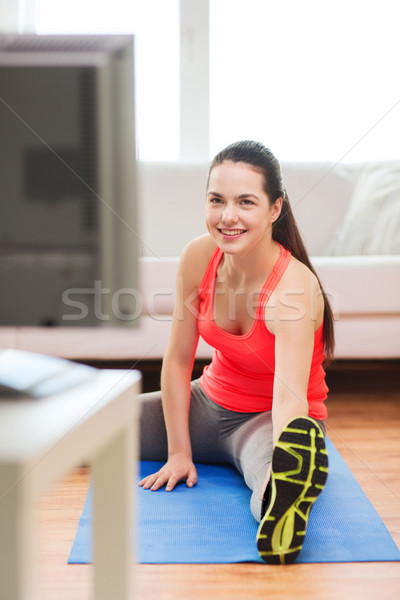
268, 262, 324, 446
271, 315, 313, 446
139, 236, 213, 492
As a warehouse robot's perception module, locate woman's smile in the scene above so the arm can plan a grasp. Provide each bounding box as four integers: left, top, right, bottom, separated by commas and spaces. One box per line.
218, 228, 247, 239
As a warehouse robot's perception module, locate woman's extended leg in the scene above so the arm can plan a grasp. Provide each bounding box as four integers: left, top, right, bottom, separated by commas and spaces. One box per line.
256, 416, 328, 564
220, 410, 274, 522
220, 412, 327, 522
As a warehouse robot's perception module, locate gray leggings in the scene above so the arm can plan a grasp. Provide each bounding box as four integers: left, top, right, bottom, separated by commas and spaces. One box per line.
139, 378, 325, 522
139, 378, 274, 521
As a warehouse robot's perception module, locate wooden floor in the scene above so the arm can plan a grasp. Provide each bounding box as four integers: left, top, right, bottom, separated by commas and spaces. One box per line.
36, 361, 400, 599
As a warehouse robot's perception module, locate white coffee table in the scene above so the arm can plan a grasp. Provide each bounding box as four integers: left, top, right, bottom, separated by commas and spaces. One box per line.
0, 367, 141, 600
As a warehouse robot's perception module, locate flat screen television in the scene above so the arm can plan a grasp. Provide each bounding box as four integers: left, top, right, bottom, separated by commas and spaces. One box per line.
0, 33, 139, 327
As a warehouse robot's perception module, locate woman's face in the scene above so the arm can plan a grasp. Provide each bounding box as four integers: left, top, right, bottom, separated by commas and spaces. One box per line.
205, 160, 281, 255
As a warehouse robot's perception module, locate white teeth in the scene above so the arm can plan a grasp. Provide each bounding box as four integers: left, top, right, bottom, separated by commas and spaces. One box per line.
220, 229, 245, 236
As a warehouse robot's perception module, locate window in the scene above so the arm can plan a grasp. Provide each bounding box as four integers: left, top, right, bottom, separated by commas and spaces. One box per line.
35, 0, 179, 161
34, 0, 400, 162
210, 0, 400, 162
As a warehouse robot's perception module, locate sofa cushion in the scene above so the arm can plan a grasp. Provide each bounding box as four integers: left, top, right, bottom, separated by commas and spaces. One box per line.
138, 160, 360, 258
138, 161, 209, 258
327, 161, 400, 255
139, 257, 178, 315
312, 255, 400, 315
281, 161, 359, 255
139, 256, 400, 318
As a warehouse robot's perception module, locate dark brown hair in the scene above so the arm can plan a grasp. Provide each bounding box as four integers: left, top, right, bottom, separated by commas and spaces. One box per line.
209, 140, 335, 363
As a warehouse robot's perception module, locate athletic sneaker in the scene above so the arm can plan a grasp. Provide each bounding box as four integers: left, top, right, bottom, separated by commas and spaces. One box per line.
256, 416, 328, 565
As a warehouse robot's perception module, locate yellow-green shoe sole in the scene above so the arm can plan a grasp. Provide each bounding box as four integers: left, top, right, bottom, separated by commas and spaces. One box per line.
256, 416, 328, 565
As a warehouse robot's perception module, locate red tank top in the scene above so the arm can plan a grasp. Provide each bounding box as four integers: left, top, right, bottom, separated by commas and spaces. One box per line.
198, 243, 328, 420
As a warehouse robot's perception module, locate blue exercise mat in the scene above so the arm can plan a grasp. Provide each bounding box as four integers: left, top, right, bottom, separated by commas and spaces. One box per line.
68, 438, 400, 564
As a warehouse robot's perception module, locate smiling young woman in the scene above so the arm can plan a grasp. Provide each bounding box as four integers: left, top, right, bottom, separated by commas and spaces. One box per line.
137, 140, 335, 565
205, 160, 282, 257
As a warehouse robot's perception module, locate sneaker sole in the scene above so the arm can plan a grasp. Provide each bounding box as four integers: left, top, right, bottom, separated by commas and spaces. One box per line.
256, 416, 328, 565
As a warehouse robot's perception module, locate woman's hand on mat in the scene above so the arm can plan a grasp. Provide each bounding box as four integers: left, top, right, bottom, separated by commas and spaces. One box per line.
138, 454, 198, 492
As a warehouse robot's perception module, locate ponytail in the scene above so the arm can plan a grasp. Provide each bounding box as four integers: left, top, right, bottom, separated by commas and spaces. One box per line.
273, 191, 335, 364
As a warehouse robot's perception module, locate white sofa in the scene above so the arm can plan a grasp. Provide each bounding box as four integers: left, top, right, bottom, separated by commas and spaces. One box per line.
1, 160, 399, 361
